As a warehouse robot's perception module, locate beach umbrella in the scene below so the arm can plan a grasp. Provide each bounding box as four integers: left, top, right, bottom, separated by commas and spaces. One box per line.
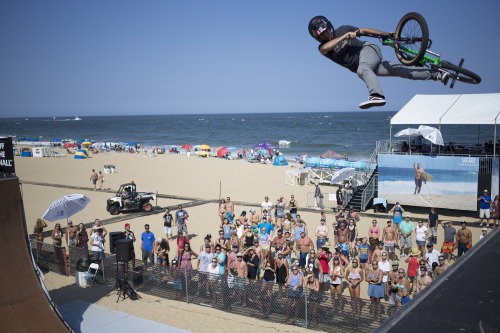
42, 194, 91, 267
418, 125, 444, 146
127, 142, 137, 146
227, 147, 237, 150
18, 137, 26, 140
319, 150, 344, 159
199, 144, 211, 150
330, 168, 356, 185
63, 143, 75, 148
27, 138, 39, 141
181, 144, 193, 149
81, 141, 92, 146
217, 147, 228, 157
252, 142, 276, 149
394, 128, 420, 137
76, 139, 85, 144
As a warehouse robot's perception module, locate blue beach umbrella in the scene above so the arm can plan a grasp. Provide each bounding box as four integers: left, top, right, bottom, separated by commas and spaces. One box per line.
127, 142, 137, 146
76, 139, 85, 144
27, 138, 39, 141
18, 137, 26, 140
53, 139, 62, 142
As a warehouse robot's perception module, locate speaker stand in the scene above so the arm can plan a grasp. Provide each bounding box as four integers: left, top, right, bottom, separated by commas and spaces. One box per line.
110, 262, 140, 302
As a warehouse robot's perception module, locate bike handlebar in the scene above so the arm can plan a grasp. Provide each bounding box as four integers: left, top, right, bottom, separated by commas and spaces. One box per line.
355, 31, 394, 39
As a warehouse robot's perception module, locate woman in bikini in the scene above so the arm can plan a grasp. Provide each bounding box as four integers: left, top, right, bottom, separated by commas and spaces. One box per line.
395, 268, 410, 309
51, 223, 63, 261
346, 258, 364, 319
368, 219, 380, 262
348, 218, 358, 259
76, 223, 89, 250
33, 218, 47, 257
218, 198, 226, 223
282, 213, 294, 237
329, 257, 345, 314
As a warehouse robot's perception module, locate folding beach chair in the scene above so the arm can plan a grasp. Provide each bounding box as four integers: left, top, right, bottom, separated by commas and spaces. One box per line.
84, 263, 99, 287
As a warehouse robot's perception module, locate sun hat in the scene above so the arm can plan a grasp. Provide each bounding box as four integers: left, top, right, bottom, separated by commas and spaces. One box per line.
410, 248, 420, 256
392, 261, 399, 266
322, 241, 331, 249
236, 252, 243, 257
406, 215, 410, 218
483, 189, 489, 193
482, 227, 488, 231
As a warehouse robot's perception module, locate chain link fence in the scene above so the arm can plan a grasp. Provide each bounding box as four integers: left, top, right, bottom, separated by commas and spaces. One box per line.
32, 239, 393, 332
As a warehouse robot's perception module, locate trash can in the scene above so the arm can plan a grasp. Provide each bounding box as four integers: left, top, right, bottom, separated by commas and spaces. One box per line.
75, 257, 90, 286
110, 165, 115, 173
104, 165, 111, 173
186, 151, 190, 157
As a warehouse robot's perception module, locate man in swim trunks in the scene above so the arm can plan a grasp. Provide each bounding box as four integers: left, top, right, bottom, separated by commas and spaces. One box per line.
387, 261, 399, 308
440, 220, 457, 264
399, 215, 414, 258
90, 169, 98, 191
456, 221, 472, 257
372, 241, 388, 263
434, 255, 449, 277
335, 221, 349, 248
382, 219, 397, 261
272, 229, 286, 253
415, 266, 432, 294
249, 208, 260, 235
413, 162, 425, 194
297, 231, 314, 270
225, 196, 235, 223
65, 220, 78, 248
231, 252, 248, 305
315, 218, 329, 249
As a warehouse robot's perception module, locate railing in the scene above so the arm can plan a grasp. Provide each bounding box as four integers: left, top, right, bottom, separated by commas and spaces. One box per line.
360, 174, 377, 212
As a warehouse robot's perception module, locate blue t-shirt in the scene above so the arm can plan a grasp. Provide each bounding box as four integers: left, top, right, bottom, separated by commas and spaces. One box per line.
176, 210, 187, 224
358, 243, 370, 260
393, 208, 403, 224
479, 195, 491, 209
141, 231, 155, 251
257, 222, 274, 235
217, 252, 226, 274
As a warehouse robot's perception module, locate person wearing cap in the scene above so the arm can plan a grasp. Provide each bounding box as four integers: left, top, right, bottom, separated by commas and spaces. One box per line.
231, 252, 248, 303
141, 224, 155, 268
427, 207, 439, 245
318, 242, 333, 291
477, 189, 492, 227
257, 216, 275, 238
314, 183, 324, 209
227, 243, 239, 276
225, 196, 235, 223
347, 207, 360, 223
214, 245, 226, 275
415, 220, 429, 257
415, 265, 432, 294
64, 220, 78, 249
456, 221, 472, 257
479, 227, 488, 241
199, 235, 214, 253
163, 207, 174, 241
382, 219, 397, 261
261, 196, 273, 223
440, 220, 456, 264
399, 215, 414, 258
276, 196, 287, 229
123, 223, 136, 270
424, 243, 440, 275
206, 255, 220, 305
196, 243, 214, 297
389, 202, 405, 231
315, 217, 329, 250
249, 208, 260, 233
372, 241, 388, 265
229, 230, 241, 252
386, 261, 399, 309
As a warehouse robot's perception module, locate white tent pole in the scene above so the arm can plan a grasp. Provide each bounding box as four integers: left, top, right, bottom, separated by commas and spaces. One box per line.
494, 116, 497, 157
408, 125, 411, 156
389, 124, 392, 154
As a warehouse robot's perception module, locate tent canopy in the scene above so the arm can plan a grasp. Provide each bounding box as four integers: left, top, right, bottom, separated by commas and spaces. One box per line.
391, 93, 500, 125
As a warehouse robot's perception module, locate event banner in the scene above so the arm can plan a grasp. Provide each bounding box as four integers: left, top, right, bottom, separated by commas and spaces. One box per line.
378, 154, 479, 211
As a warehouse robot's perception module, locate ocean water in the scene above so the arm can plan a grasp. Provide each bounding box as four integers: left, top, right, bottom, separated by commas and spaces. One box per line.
0, 112, 496, 161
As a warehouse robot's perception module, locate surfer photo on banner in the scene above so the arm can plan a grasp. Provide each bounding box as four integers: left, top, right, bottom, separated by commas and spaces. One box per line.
413, 162, 426, 194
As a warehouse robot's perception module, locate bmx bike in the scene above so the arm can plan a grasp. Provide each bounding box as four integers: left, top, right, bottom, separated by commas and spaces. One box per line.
357, 12, 481, 88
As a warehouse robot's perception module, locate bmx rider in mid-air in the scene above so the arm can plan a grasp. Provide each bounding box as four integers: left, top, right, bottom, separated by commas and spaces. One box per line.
308, 16, 449, 109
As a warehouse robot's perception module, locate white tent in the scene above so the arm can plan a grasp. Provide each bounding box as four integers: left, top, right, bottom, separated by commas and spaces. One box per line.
390, 93, 500, 155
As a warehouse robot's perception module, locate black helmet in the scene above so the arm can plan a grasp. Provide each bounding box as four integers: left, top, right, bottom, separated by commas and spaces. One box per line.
308, 16, 334, 42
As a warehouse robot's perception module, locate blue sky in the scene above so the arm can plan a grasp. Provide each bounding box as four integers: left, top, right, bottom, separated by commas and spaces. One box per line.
1, 0, 498, 117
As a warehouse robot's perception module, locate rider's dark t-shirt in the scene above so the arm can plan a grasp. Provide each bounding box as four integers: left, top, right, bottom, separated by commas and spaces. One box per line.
319, 25, 364, 73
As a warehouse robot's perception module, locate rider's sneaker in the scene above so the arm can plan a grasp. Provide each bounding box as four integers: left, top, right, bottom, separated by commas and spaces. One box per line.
359, 95, 386, 109
440, 72, 450, 86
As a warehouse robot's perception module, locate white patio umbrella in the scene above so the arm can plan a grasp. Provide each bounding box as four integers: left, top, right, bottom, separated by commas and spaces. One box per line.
394, 128, 420, 137
418, 125, 445, 146
42, 194, 91, 269
330, 167, 356, 185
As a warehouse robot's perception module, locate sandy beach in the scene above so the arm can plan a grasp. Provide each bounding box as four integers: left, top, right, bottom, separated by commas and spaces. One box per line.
16, 148, 487, 332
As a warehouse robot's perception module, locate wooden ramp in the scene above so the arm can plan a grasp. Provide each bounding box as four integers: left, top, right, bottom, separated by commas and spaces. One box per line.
0, 177, 71, 332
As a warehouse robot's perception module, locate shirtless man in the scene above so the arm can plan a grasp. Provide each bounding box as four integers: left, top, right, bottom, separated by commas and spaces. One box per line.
215, 230, 229, 252
90, 169, 98, 191
347, 207, 360, 223
232, 253, 248, 304
335, 221, 349, 249
297, 231, 314, 270
225, 196, 235, 223
413, 162, 426, 194
271, 229, 286, 253
456, 221, 473, 257
415, 266, 432, 294
434, 255, 449, 278
249, 208, 260, 229
65, 220, 78, 248
372, 241, 388, 263
382, 220, 398, 261
315, 218, 329, 249
91, 219, 107, 237
227, 244, 239, 276
386, 261, 400, 308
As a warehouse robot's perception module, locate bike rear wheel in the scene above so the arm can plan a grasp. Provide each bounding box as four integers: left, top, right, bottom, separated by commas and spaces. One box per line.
440, 61, 481, 84
394, 12, 429, 66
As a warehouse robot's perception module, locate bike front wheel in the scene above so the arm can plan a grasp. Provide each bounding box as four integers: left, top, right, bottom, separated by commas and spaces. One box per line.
394, 12, 429, 66
440, 61, 481, 84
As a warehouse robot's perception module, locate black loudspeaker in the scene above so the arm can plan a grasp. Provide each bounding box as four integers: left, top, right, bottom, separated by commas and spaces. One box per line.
110, 232, 124, 254
132, 271, 143, 286
116, 239, 133, 263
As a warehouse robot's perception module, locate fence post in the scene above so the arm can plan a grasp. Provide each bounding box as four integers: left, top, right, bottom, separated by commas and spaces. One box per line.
185, 267, 189, 304
304, 285, 308, 329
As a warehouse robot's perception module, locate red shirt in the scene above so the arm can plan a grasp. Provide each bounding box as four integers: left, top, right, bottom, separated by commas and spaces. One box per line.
318, 251, 332, 273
